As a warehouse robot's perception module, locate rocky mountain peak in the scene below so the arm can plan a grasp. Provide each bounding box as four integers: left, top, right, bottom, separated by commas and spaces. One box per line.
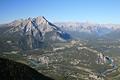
27, 19, 32, 27
27, 17, 31, 20
35, 16, 48, 25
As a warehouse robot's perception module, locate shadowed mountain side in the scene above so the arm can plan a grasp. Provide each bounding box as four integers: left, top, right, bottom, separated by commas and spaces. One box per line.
0, 57, 54, 80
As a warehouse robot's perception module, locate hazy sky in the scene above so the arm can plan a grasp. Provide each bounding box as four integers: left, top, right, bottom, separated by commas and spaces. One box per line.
0, 0, 120, 24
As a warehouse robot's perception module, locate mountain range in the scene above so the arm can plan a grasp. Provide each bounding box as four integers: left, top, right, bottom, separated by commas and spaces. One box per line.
0, 16, 120, 51
0, 16, 120, 50
55, 22, 120, 40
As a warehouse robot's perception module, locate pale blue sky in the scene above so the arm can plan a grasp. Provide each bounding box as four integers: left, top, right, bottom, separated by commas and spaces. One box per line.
0, 0, 120, 24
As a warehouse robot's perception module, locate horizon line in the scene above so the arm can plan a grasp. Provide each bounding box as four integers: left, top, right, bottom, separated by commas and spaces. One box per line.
0, 16, 120, 25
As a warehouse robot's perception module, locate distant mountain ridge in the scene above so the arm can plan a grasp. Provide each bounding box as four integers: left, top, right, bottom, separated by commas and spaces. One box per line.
55, 22, 120, 39
55, 22, 120, 33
